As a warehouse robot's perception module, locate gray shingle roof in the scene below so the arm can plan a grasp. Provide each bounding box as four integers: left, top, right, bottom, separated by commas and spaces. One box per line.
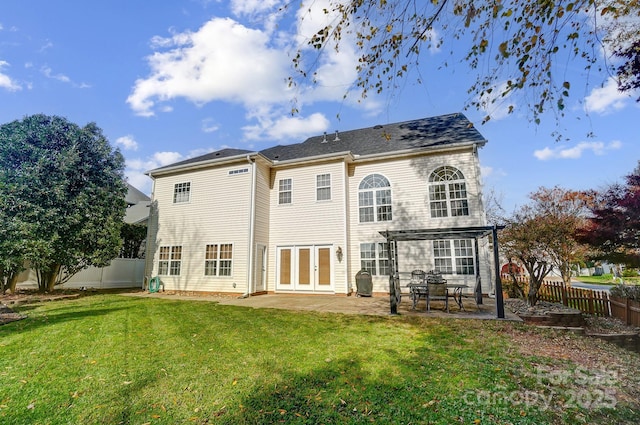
149, 148, 255, 173
148, 113, 485, 174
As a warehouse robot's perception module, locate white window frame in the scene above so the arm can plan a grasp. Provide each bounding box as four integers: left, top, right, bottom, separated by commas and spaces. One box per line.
158, 246, 182, 276
205, 243, 233, 277
432, 239, 475, 275
278, 178, 292, 205
358, 174, 392, 223
173, 182, 191, 204
359, 242, 390, 276
428, 166, 469, 218
316, 173, 331, 201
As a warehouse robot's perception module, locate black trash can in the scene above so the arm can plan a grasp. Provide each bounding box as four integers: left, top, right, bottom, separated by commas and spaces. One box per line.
355, 269, 373, 297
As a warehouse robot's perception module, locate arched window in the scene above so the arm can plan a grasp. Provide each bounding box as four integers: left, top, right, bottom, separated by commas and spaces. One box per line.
358, 174, 392, 223
428, 166, 469, 217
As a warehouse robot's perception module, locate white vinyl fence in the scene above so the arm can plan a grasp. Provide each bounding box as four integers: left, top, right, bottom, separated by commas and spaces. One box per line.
17, 259, 145, 290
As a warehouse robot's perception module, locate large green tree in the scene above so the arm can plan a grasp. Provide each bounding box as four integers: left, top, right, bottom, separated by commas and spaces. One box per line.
0, 114, 127, 292
292, 0, 639, 125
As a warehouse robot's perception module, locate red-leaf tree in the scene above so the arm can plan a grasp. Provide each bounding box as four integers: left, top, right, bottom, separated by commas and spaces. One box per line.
579, 162, 640, 267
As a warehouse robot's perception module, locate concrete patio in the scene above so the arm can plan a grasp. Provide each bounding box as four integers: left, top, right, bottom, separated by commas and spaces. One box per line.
124, 290, 521, 321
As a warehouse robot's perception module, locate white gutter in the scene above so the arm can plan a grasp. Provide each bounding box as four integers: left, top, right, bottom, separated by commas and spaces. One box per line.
143, 177, 156, 290
242, 155, 257, 298
146, 153, 263, 178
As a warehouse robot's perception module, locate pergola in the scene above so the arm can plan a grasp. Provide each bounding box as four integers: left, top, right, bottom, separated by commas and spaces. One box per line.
379, 225, 505, 318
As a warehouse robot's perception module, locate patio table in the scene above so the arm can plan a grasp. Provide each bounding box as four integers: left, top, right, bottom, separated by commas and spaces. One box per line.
445, 284, 469, 310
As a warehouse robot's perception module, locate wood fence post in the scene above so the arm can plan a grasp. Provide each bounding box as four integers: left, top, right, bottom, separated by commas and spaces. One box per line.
561, 283, 568, 306
626, 297, 631, 325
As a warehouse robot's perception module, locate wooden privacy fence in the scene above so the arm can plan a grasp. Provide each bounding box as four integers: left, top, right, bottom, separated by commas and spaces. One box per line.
502, 274, 640, 326
609, 296, 640, 327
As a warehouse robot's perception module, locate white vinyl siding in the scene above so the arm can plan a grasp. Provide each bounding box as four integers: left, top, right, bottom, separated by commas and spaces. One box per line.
151, 164, 252, 292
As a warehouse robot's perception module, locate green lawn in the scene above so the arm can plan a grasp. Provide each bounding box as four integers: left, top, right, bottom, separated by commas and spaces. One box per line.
1, 295, 639, 424
575, 273, 640, 285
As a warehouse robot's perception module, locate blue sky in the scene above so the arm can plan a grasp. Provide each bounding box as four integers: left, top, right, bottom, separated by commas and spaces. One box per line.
1, 0, 638, 213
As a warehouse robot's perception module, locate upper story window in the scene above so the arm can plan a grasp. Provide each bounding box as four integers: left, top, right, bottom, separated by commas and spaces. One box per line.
316, 174, 331, 201
428, 166, 469, 218
279, 178, 292, 204
358, 174, 392, 223
173, 182, 191, 204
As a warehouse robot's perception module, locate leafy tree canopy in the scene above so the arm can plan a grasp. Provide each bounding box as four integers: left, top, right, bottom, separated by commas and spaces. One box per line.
579, 161, 640, 267
500, 186, 592, 305
0, 114, 127, 292
291, 0, 639, 126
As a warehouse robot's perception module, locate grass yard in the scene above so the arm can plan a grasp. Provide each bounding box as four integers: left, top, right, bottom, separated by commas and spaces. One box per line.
575, 274, 640, 286
1, 295, 639, 424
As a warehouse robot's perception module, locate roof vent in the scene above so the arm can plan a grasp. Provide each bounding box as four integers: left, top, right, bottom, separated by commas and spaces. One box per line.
333, 130, 340, 142
374, 125, 383, 129
321, 132, 328, 143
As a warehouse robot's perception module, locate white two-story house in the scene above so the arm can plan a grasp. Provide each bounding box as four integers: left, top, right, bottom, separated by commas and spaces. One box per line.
145, 113, 494, 297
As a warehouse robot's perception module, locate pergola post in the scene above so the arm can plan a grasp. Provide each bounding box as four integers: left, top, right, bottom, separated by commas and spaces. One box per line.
389, 237, 400, 315
492, 225, 505, 319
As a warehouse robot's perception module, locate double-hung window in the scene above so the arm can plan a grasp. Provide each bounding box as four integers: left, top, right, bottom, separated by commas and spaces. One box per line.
316, 174, 331, 201
359, 242, 390, 276
205, 244, 233, 276
433, 239, 475, 275
158, 246, 182, 275
428, 166, 469, 217
278, 178, 292, 205
173, 182, 191, 204
358, 174, 392, 223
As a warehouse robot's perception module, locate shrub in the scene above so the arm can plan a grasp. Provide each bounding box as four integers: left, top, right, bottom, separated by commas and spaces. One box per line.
622, 268, 639, 278
610, 284, 640, 300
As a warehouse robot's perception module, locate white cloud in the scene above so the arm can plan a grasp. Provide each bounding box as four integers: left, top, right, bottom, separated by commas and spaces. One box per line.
534, 140, 622, 161
127, 18, 293, 118
125, 151, 186, 193
201, 118, 219, 133
41, 65, 90, 88
242, 113, 330, 141
127, 7, 379, 141
584, 77, 635, 115
0, 61, 21, 91
115, 135, 139, 151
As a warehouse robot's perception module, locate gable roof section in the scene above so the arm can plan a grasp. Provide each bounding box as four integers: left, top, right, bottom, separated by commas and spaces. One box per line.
261, 113, 486, 163
147, 113, 486, 176
148, 148, 255, 176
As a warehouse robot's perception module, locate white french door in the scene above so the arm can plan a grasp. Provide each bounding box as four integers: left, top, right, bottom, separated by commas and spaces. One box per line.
276, 245, 333, 292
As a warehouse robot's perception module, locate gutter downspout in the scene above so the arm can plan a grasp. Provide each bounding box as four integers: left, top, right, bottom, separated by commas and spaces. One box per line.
143, 177, 156, 291
343, 161, 350, 294
241, 155, 257, 298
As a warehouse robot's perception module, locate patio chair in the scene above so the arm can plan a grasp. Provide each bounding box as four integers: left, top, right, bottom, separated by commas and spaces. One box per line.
426, 270, 449, 312
408, 269, 427, 310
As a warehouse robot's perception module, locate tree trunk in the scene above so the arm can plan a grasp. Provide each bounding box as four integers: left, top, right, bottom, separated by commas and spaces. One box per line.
38, 264, 61, 293
7, 272, 19, 294
527, 276, 541, 306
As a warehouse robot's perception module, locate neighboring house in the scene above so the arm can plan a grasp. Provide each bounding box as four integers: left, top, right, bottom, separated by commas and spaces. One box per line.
145, 113, 494, 296
17, 184, 150, 289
